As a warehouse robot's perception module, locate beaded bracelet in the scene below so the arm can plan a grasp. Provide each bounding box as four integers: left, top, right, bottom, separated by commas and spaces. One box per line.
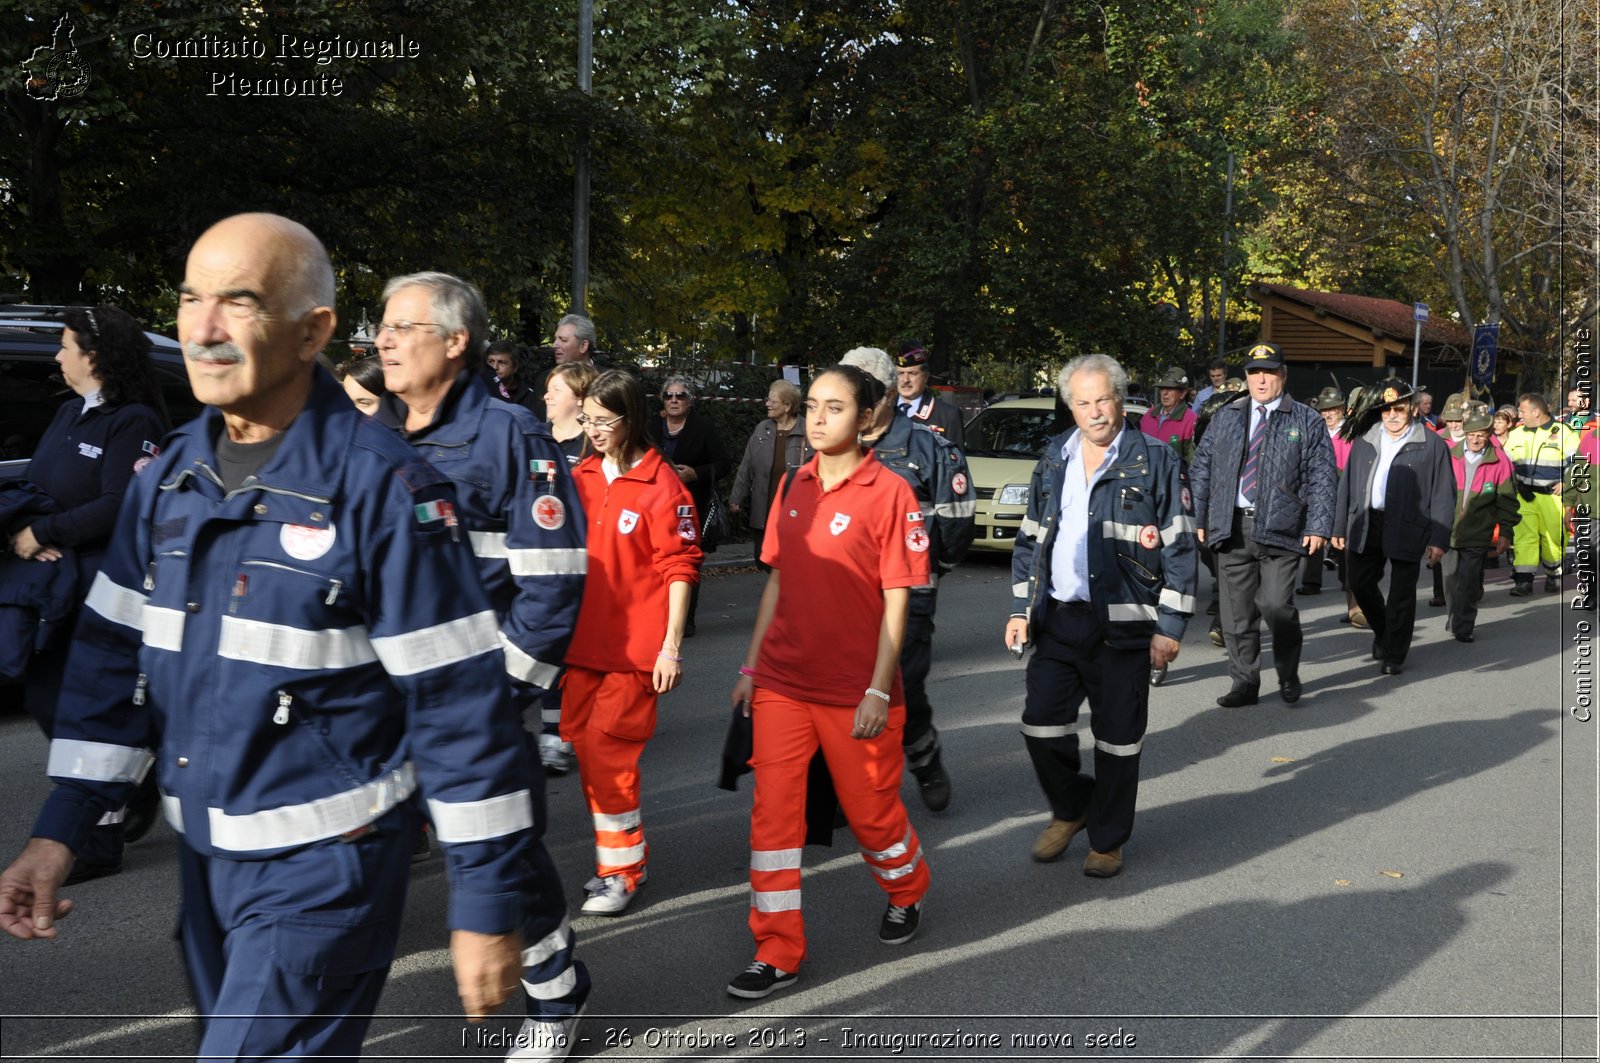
738, 666, 757, 677
864, 687, 891, 702
659, 652, 684, 662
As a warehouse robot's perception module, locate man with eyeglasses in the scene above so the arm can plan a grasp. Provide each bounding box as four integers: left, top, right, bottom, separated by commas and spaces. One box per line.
375, 272, 592, 1058
1331, 378, 1456, 674
0, 215, 576, 1059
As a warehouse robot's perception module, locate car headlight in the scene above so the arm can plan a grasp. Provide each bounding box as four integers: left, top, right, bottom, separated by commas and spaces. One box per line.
997, 483, 1030, 507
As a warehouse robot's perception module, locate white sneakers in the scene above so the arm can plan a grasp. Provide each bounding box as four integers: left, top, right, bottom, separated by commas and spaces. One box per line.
506, 1009, 584, 1061
537, 733, 572, 775
580, 868, 645, 916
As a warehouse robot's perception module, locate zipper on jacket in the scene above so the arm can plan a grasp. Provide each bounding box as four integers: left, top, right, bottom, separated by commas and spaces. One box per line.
325, 579, 343, 605
274, 691, 292, 725
241, 559, 345, 602
143, 561, 158, 591
132, 673, 148, 706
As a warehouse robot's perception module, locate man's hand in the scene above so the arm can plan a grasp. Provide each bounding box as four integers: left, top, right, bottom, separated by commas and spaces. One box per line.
0, 838, 75, 940
1303, 534, 1326, 554
1330, 537, 1346, 551
1489, 540, 1508, 558
451, 928, 524, 1022
1004, 617, 1028, 653
1424, 545, 1445, 565
1150, 634, 1181, 669
674, 464, 697, 483
1196, 527, 1206, 545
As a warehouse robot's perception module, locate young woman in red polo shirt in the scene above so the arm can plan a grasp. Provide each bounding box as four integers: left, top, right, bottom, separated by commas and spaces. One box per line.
725, 363, 932, 999
564, 370, 703, 916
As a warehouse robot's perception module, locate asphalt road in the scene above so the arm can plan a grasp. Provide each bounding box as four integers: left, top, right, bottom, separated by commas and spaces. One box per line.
1, 553, 1595, 1062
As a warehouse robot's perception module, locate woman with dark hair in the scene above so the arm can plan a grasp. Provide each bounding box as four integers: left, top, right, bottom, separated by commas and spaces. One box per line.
334, 354, 387, 415
562, 369, 702, 916
725, 364, 932, 1000
3, 304, 167, 882
651, 375, 730, 635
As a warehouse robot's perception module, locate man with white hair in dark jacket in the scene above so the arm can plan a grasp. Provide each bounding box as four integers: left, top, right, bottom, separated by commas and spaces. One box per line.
1005, 354, 1196, 879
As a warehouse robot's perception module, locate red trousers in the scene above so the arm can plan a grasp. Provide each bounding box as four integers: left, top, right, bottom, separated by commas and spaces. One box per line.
561, 666, 657, 887
747, 689, 931, 972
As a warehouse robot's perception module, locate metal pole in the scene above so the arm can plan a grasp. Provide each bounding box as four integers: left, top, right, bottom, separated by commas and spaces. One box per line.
1218, 152, 1234, 363
571, 0, 593, 313
1411, 318, 1421, 391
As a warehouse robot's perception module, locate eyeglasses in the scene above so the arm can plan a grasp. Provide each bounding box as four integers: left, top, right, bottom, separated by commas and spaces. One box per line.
576, 413, 624, 430
377, 321, 446, 337
663, 392, 690, 401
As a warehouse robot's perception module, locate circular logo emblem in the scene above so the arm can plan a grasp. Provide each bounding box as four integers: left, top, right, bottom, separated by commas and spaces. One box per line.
905, 527, 930, 552
532, 495, 566, 531
281, 522, 336, 561
951, 472, 969, 494
1137, 524, 1160, 549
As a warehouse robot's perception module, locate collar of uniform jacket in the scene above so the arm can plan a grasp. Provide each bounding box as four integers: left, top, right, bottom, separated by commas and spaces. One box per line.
375, 370, 491, 444
160, 368, 355, 510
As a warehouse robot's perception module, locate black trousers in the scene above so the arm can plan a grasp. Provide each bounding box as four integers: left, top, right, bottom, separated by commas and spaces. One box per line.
1347, 511, 1422, 666
900, 585, 941, 772
1021, 600, 1148, 853
1441, 546, 1488, 637
1216, 510, 1304, 687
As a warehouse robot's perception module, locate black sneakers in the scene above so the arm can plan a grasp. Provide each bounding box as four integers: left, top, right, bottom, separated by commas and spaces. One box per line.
914, 760, 951, 812
727, 961, 798, 999
879, 899, 923, 946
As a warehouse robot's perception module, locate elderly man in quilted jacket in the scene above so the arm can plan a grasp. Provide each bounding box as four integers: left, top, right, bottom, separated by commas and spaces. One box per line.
1190, 343, 1336, 708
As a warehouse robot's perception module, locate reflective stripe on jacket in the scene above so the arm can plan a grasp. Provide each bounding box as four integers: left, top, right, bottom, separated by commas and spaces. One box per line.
34, 371, 538, 935
1010, 426, 1197, 649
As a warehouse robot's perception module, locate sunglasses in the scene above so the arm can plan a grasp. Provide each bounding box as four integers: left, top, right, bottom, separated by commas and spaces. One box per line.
663, 392, 690, 401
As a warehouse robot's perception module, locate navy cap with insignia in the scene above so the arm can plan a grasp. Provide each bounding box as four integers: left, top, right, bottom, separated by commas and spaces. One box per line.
1244, 343, 1284, 369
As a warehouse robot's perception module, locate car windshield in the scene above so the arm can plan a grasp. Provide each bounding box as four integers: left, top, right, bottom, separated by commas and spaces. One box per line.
963, 407, 1063, 458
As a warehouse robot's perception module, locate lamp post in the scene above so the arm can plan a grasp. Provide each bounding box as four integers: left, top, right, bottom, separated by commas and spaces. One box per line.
571, 0, 593, 313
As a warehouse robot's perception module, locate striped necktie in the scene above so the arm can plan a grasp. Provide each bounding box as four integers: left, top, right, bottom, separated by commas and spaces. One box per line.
1239, 405, 1269, 504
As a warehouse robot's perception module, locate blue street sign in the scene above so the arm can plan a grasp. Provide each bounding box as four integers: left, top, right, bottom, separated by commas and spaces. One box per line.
1413, 302, 1429, 322
1471, 323, 1499, 387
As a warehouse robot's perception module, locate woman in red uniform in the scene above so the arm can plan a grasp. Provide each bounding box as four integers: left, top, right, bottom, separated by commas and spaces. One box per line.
726, 363, 932, 999
564, 370, 702, 915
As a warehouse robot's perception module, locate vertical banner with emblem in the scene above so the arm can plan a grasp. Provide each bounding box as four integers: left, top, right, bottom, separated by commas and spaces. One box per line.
1471, 323, 1499, 389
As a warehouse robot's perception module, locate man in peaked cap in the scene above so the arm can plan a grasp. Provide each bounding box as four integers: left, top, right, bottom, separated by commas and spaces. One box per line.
1189, 342, 1336, 706
894, 341, 966, 447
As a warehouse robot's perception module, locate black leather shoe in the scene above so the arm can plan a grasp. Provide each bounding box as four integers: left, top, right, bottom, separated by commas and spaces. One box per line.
1454, 632, 1475, 643
1371, 640, 1383, 662
1296, 585, 1321, 596
1279, 677, 1303, 703
1380, 662, 1403, 676
1428, 595, 1445, 607
63, 860, 123, 886
1216, 686, 1259, 708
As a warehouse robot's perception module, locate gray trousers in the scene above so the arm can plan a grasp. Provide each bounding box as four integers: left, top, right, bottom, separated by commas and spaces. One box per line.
1215, 510, 1304, 688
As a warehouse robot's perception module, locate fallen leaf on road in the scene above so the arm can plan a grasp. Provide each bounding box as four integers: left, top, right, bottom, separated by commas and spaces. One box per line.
1269, 756, 1295, 763
1334, 879, 1352, 886
1380, 870, 1404, 878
